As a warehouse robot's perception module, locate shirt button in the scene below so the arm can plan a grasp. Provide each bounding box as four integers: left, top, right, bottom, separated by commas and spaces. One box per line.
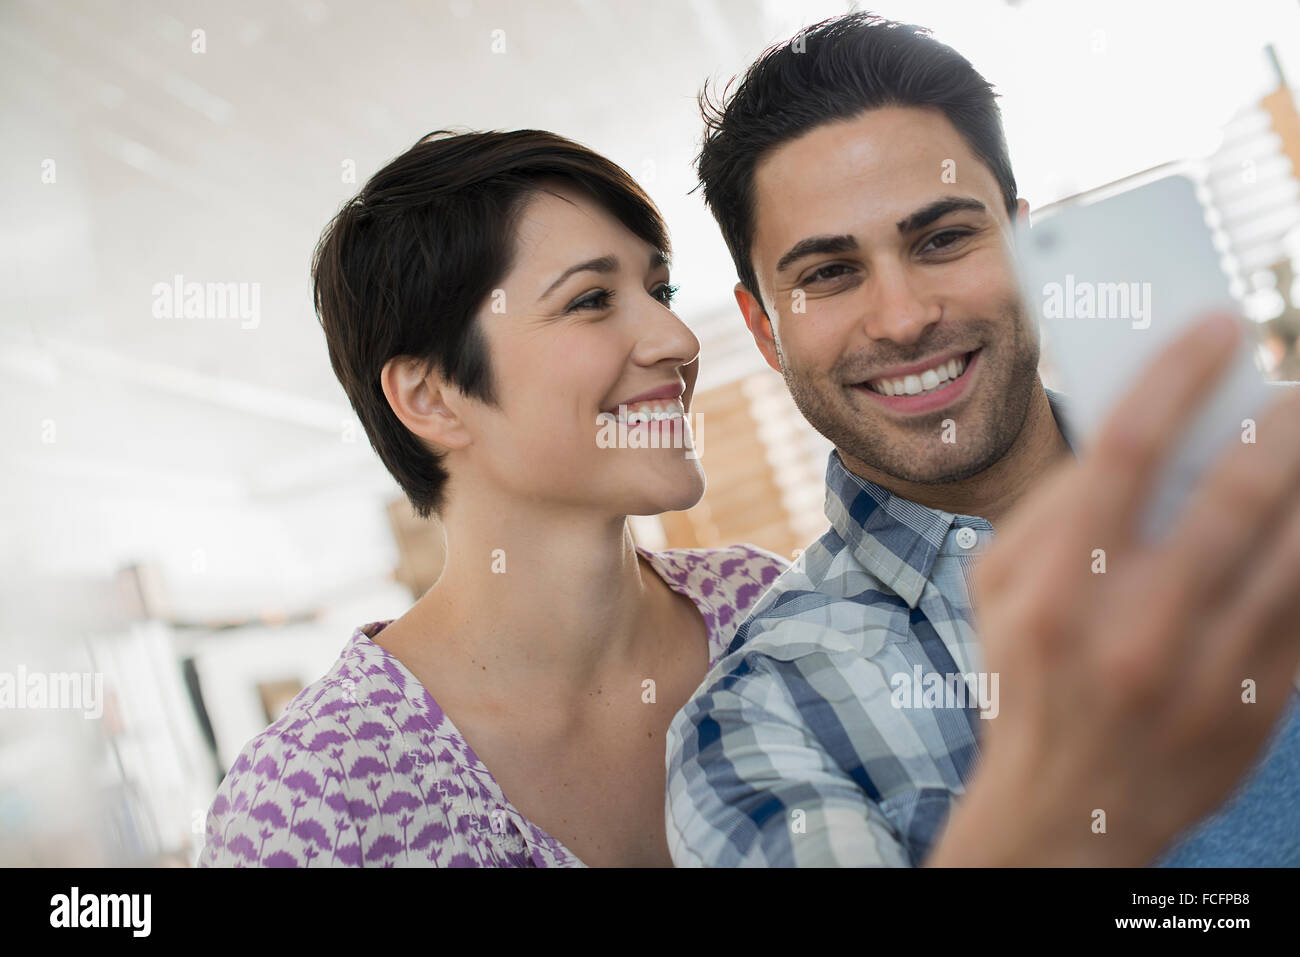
955, 527, 978, 550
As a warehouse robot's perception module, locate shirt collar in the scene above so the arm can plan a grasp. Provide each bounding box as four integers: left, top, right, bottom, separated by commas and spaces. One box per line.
823, 386, 1076, 609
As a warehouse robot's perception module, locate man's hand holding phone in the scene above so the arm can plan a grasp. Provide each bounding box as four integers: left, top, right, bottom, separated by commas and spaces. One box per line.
929, 312, 1300, 866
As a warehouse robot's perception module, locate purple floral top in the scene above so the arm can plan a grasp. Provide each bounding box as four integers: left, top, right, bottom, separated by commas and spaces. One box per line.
197, 543, 788, 867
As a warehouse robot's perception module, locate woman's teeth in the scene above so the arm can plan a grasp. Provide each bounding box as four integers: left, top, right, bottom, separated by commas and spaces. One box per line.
866, 354, 969, 397
601, 398, 685, 424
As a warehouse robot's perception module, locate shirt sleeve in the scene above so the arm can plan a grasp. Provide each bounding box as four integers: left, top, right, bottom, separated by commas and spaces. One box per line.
665, 647, 911, 867
198, 736, 357, 868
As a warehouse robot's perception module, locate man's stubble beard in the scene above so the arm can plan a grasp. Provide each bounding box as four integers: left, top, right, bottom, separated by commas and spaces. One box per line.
772, 301, 1041, 487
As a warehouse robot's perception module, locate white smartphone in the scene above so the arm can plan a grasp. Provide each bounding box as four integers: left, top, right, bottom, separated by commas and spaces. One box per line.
1014, 170, 1275, 542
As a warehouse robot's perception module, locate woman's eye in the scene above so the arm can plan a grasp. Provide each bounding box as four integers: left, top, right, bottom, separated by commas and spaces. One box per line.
654, 283, 679, 305
567, 289, 614, 312
924, 229, 970, 252
567, 283, 678, 312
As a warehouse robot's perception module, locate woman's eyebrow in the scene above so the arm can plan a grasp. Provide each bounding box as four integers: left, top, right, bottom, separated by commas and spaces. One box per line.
539, 255, 619, 301
539, 250, 670, 302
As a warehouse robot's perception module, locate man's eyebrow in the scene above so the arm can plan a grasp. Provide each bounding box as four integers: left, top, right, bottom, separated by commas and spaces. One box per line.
895, 196, 987, 235
775, 234, 859, 274
539, 250, 669, 301
772, 198, 991, 275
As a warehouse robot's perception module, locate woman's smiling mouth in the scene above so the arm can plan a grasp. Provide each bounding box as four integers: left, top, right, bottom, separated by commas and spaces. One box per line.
599, 397, 686, 424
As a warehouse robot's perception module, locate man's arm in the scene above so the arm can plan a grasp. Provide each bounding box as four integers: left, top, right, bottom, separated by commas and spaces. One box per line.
930, 313, 1300, 866
666, 649, 911, 867
671, 315, 1300, 868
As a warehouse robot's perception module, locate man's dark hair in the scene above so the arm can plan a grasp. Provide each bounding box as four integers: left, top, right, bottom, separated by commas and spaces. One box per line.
695, 11, 1019, 308
311, 129, 669, 518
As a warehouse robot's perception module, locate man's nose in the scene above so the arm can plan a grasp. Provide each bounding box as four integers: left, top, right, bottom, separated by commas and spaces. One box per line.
858, 261, 940, 346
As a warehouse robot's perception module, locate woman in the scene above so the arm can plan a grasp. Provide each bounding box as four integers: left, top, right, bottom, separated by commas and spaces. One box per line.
198, 130, 788, 867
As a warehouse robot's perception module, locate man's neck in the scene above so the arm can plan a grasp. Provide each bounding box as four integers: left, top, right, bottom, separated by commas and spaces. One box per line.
839, 385, 1072, 528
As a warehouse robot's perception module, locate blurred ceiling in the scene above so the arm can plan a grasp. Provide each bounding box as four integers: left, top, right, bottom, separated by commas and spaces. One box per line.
3, 0, 1299, 580
0, 0, 795, 536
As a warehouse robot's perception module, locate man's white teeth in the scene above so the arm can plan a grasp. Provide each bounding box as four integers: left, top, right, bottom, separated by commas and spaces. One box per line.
602, 399, 685, 424
868, 355, 968, 397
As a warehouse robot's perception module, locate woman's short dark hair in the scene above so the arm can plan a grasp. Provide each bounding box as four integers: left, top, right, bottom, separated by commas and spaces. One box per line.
311, 129, 670, 518
695, 10, 1019, 308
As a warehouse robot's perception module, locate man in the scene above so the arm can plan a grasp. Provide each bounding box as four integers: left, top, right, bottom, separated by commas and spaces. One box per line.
666, 11, 1300, 866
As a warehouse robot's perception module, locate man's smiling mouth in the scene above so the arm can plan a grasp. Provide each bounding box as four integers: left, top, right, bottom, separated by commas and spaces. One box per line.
849, 348, 983, 414
861, 350, 976, 396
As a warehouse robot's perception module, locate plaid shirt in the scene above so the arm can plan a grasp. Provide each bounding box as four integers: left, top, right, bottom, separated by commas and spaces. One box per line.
666, 388, 1075, 866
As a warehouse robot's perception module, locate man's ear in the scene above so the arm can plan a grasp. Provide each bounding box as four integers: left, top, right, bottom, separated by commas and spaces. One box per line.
735, 282, 782, 375
380, 356, 473, 452
1014, 197, 1030, 226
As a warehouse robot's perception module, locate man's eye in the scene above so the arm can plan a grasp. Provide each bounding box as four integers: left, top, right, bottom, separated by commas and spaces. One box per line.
805, 264, 852, 284
567, 289, 615, 312
924, 229, 971, 252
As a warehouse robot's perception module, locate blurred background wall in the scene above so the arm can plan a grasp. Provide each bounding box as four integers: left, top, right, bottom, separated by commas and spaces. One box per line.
2, 0, 1300, 866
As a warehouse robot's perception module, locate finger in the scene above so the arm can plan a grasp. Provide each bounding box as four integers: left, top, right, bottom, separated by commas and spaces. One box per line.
1080, 311, 1243, 554
1163, 385, 1300, 608
1200, 483, 1300, 709
982, 315, 1245, 604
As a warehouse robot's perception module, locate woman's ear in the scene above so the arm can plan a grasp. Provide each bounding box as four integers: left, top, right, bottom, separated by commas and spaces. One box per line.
380, 356, 473, 452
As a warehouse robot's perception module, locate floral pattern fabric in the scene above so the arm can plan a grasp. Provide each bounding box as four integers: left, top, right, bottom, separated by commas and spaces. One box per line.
197, 543, 788, 867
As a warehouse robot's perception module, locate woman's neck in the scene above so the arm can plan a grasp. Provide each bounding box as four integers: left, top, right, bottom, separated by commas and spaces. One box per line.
403, 494, 669, 707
